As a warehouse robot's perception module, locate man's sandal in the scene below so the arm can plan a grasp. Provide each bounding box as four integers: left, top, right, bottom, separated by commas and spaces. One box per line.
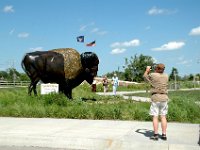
161, 134, 167, 140
150, 134, 159, 141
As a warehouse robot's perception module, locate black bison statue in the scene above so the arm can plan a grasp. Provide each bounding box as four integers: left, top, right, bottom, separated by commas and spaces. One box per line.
21, 48, 99, 99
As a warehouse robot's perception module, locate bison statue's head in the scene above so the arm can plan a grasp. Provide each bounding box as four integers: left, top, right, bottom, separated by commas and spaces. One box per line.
81, 52, 99, 84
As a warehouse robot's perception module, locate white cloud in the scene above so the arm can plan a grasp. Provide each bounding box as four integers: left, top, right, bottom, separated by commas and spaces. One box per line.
178, 56, 185, 61
123, 39, 140, 47
80, 25, 87, 31
9, 28, 15, 35
79, 22, 107, 35
177, 59, 192, 65
111, 39, 140, 48
189, 26, 200, 36
148, 7, 164, 15
152, 57, 158, 63
110, 42, 120, 48
176, 56, 193, 66
110, 39, 140, 54
91, 27, 107, 35
79, 22, 95, 31
97, 31, 107, 35
29, 47, 44, 52
3, 5, 14, 13
148, 6, 177, 15
152, 41, 185, 51
177, 60, 189, 65
91, 28, 99, 33
145, 26, 151, 30
110, 48, 126, 54
18, 32, 29, 38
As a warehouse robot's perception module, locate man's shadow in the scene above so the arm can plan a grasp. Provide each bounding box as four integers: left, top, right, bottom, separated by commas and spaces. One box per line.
135, 129, 154, 138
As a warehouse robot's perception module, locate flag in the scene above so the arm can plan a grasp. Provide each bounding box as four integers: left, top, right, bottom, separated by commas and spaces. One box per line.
86, 40, 96, 46
77, 36, 84, 42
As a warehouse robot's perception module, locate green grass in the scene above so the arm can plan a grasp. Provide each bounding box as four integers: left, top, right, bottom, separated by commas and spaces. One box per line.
125, 90, 200, 123
0, 84, 199, 123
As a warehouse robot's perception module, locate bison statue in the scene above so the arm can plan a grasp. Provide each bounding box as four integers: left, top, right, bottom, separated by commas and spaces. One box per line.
21, 48, 99, 99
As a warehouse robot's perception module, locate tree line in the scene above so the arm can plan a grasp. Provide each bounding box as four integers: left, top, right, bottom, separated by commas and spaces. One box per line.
0, 68, 29, 81
0, 54, 199, 83
104, 54, 200, 82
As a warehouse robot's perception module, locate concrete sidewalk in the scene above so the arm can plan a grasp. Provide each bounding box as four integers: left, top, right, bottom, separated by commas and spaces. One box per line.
0, 117, 199, 150
97, 91, 151, 102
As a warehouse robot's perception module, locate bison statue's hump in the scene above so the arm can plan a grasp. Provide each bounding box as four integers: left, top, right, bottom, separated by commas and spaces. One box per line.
51, 48, 83, 79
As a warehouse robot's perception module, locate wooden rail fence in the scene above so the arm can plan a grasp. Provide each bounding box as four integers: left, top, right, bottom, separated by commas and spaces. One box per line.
0, 81, 30, 87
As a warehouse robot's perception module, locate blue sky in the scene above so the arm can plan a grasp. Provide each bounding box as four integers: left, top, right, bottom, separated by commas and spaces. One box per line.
0, 0, 200, 77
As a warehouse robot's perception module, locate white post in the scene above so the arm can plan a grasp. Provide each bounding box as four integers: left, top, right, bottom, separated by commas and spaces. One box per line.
193, 74, 196, 88
174, 71, 177, 90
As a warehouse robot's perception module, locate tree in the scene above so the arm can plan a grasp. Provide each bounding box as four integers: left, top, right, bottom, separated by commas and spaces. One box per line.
169, 67, 180, 81
19, 73, 30, 81
6, 68, 21, 81
196, 73, 200, 81
0, 68, 30, 81
123, 54, 155, 82
0, 71, 8, 80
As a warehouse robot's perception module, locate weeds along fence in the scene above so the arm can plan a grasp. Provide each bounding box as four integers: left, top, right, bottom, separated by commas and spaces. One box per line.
0, 81, 30, 87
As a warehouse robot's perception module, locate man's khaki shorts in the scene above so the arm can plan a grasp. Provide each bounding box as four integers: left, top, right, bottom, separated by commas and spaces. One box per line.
149, 101, 168, 116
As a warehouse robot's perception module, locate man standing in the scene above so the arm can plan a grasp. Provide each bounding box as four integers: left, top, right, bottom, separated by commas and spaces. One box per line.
143, 64, 169, 141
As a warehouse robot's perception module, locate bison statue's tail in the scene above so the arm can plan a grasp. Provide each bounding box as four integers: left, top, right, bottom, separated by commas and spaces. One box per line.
21, 55, 26, 71
21, 54, 29, 76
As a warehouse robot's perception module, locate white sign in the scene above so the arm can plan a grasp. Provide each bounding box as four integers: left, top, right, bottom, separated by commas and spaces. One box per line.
41, 83, 59, 95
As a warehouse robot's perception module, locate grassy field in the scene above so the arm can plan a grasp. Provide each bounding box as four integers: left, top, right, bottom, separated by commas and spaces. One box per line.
126, 89, 200, 123
0, 84, 199, 123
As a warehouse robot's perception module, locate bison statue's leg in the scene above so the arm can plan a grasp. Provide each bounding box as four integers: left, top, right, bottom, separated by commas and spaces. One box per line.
64, 90, 72, 99
28, 77, 40, 96
63, 87, 72, 99
28, 83, 33, 95
58, 82, 72, 99
58, 84, 65, 93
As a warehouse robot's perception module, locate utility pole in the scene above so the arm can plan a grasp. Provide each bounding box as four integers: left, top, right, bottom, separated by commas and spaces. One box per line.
194, 58, 200, 88
130, 66, 136, 81
117, 66, 120, 74
198, 59, 200, 85
12, 60, 16, 85
193, 74, 196, 88
8, 59, 16, 85
174, 70, 177, 90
